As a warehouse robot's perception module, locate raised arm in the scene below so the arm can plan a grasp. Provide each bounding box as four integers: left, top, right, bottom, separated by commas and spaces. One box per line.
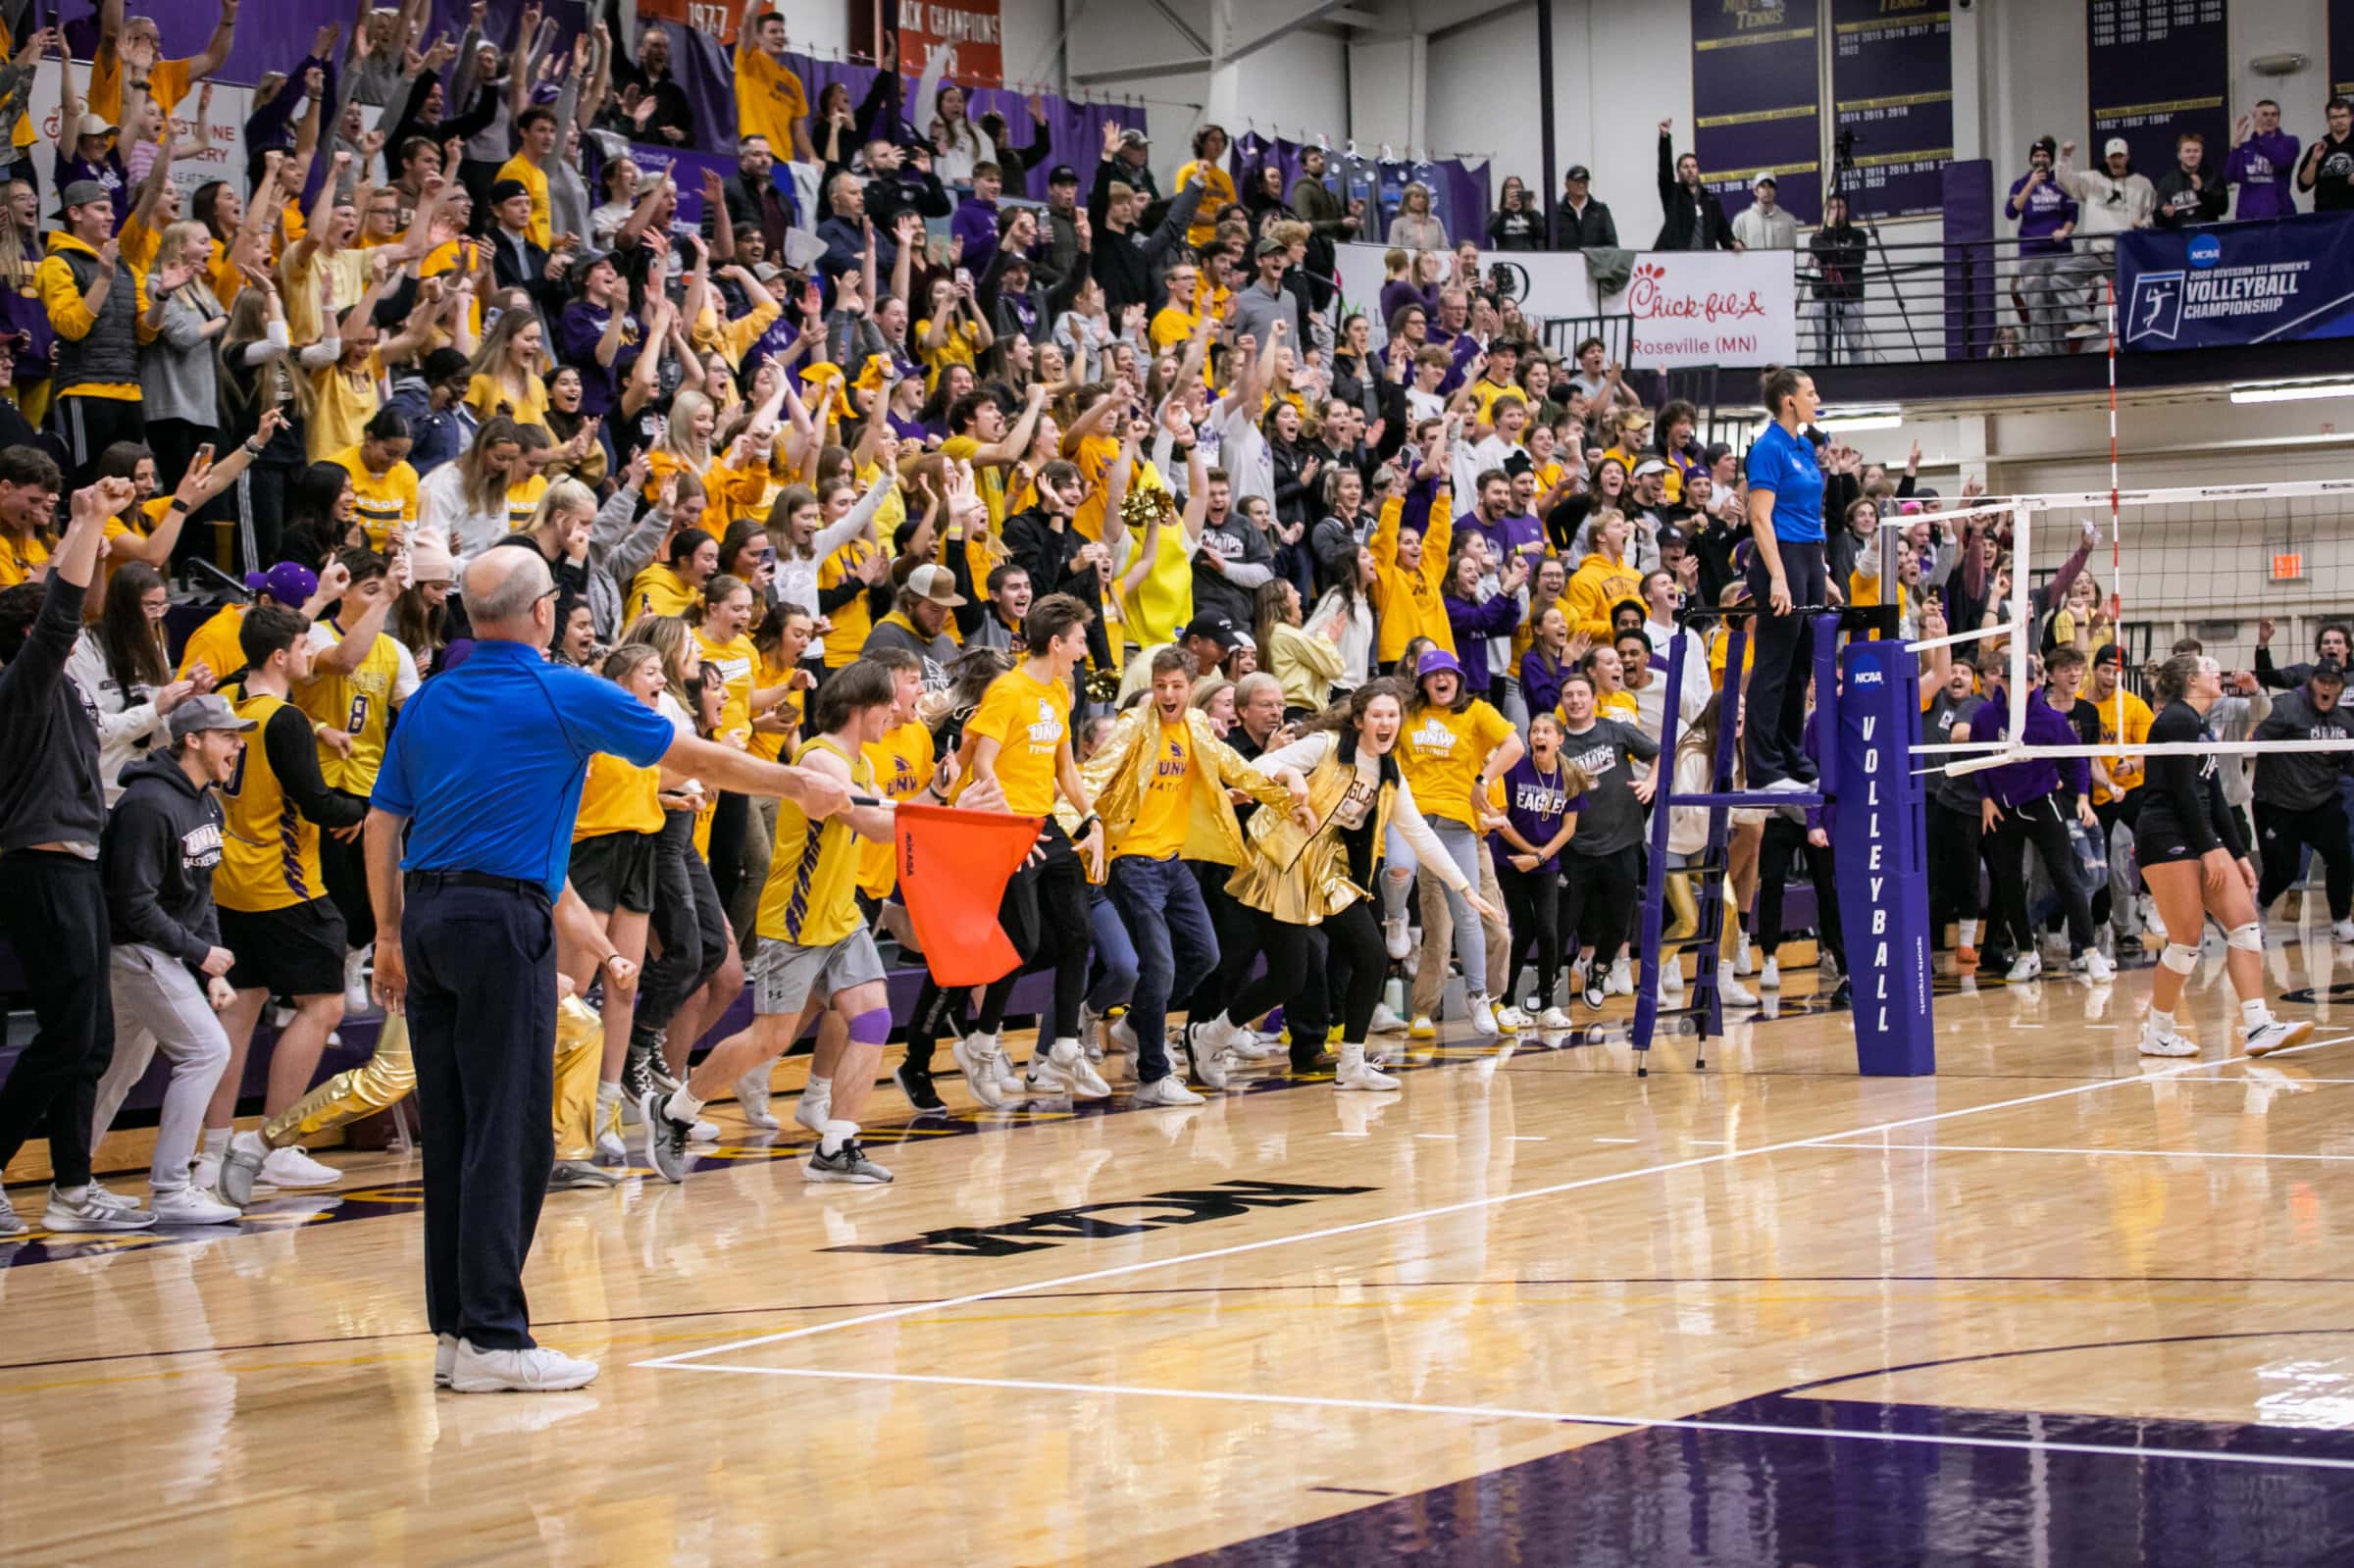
189, 0, 242, 81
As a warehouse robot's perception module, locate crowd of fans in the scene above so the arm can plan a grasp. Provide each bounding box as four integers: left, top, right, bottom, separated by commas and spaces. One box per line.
0, 5, 2337, 1235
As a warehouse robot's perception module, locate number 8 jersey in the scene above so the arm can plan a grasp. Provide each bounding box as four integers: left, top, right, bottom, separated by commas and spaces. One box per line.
296, 620, 420, 794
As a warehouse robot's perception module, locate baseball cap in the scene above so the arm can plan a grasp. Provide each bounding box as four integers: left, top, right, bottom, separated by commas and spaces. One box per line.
247, 561, 318, 606
1117, 127, 1150, 147
2103, 136, 2131, 159
1632, 458, 1669, 480
74, 114, 116, 140
488, 177, 531, 206
1253, 234, 1287, 257
168, 693, 258, 741
1753, 171, 1776, 188
59, 178, 109, 212
2315, 657, 2347, 683
2031, 134, 2058, 159
905, 563, 966, 608
1048, 164, 1079, 184
2092, 644, 2123, 668
1565, 164, 1591, 181
1415, 647, 1464, 683
1182, 613, 1242, 650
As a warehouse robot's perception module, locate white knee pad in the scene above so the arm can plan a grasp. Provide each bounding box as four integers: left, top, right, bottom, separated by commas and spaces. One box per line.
2160, 942, 2199, 975
2227, 922, 2265, 953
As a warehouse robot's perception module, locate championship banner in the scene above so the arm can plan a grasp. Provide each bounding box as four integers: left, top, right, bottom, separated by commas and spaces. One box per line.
2334, 0, 2354, 99
1601, 251, 1799, 370
1829, 636, 1934, 1076
2117, 213, 2354, 352
896, 0, 1004, 81
1691, 0, 1823, 228
2086, 0, 2229, 181
1828, 0, 1953, 221
893, 804, 1043, 986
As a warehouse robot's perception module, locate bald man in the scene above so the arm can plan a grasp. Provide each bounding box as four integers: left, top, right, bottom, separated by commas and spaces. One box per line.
365, 547, 850, 1393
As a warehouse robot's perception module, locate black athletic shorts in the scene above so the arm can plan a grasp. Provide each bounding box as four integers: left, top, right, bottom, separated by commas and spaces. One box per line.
219, 897, 349, 996
2133, 810, 2209, 869
569, 830, 661, 915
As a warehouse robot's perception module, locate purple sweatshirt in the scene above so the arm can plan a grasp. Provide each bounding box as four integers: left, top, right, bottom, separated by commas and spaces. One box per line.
1444, 589, 1522, 691
1492, 753, 1585, 874
556, 300, 642, 419
2226, 131, 2301, 221
2006, 173, 2076, 256
950, 197, 1000, 283
1971, 686, 2092, 808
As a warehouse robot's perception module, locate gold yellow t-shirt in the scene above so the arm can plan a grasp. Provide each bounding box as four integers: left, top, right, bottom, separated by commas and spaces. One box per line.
747, 647, 804, 764
627, 563, 699, 620
574, 750, 665, 838
694, 627, 756, 744
755, 735, 871, 946
916, 316, 980, 389
295, 622, 405, 793
857, 719, 937, 899
734, 47, 808, 163
816, 538, 881, 668
309, 359, 384, 465
1395, 699, 1516, 828
958, 667, 1068, 816
1116, 719, 1194, 862
0, 529, 50, 586
91, 52, 192, 126
178, 603, 247, 680
331, 444, 420, 552
2094, 688, 2154, 805
505, 474, 549, 533
466, 370, 548, 430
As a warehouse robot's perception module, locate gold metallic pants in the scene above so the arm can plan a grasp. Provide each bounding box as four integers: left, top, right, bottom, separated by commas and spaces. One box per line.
258, 997, 603, 1162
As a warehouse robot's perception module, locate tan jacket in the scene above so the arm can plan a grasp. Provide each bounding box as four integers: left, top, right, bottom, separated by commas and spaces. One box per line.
1064, 705, 1296, 869
1229, 733, 1402, 925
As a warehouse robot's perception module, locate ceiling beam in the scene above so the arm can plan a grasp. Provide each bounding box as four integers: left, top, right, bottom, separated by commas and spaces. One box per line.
1228, 0, 1363, 62
1142, 0, 1214, 56
1070, 57, 1211, 85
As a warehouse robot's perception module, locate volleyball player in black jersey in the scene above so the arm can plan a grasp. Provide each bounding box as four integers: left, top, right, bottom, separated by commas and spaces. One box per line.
2133, 654, 2313, 1059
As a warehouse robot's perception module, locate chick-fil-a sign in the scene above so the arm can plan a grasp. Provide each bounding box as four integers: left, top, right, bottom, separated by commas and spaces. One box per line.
1608, 253, 1797, 369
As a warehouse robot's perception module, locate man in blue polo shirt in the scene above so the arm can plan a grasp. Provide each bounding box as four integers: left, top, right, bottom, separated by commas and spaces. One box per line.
366, 547, 848, 1393
1744, 367, 1826, 793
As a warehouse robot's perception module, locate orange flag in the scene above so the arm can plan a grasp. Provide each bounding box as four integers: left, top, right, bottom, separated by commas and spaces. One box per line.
893, 804, 1044, 986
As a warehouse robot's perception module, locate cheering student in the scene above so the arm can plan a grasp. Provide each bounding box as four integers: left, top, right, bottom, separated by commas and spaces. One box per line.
1557, 669, 1662, 1007
1203, 680, 1506, 1093
645, 661, 910, 1185
2134, 654, 2313, 1060
949, 594, 1107, 1106
1079, 647, 1310, 1100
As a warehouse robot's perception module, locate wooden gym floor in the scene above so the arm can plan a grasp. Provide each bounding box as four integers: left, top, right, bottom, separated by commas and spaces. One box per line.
6, 933, 2354, 1566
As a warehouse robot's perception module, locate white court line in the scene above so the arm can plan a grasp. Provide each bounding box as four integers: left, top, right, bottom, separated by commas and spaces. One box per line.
1822, 1142, 2354, 1163
644, 1362, 2354, 1476
634, 1034, 2354, 1372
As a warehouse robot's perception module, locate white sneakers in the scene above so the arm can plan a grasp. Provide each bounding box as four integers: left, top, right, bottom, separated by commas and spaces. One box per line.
2006, 950, 2043, 983
1333, 1043, 1400, 1091
152, 1187, 243, 1226
1034, 1037, 1113, 1099
2041, 931, 2073, 961
1759, 957, 1781, 991
1369, 1004, 1407, 1035
262, 1146, 340, 1189
1717, 962, 1759, 1008
1187, 1019, 1241, 1089
1132, 1073, 1204, 1107
1606, 958, 1634, 997
2139, 1026, 2198, 1057
2076, 949, 2117, 983
952, 1032, 1016, 1109
2332, 919, 2354, 944
446, 1339, 598, 1393
738, 1069, 780, 1130
1659, 959, 1685, 998
2244, 1018, 2316, 1058
1382, 915, 1411, 961
1467, 993, 1501, 1036
42, 1185, 156, 1232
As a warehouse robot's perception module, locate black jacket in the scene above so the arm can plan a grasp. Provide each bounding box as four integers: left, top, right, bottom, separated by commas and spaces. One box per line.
2152, 166, 2228, 228
0, 574, 104, 852
1555, 195, 1619, 250
102, 752, 225, 969
2253, 686, 2354, 809
866, 167, 953, 269
1810, 223, 1867, 301
1090, 174, 1208, 315
1002, 506, 1110, 670
489, 228, 566, 322
1487, 206, 1546, 251
1654, 133, 1735, 250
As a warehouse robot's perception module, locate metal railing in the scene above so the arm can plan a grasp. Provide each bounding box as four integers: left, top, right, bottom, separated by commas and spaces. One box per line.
1787, 231, 2121, 367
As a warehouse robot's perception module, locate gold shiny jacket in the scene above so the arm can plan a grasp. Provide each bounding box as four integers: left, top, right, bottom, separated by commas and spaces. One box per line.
1060, 705, 1298, 869
1228, 732, 1400, 926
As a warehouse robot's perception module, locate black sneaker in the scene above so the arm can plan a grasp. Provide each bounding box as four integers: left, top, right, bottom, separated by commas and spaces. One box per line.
1583, 981, 1608, 1011
640, 1089, 692, 1184
895, 1062, 946, 1114
1829, 977, 1853, 1009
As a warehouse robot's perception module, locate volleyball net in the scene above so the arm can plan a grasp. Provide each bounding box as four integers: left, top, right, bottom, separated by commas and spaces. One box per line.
1900, 479, 2354, 777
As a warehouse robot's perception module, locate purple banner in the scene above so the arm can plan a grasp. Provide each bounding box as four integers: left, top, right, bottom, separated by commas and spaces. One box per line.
2086, 0, 2229, 179
1829, 0, 1952, 221
1691, 0, 1823, 227
1939, 159, 1998, 360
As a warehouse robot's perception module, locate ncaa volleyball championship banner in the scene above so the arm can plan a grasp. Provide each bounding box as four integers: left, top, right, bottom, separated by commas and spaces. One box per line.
2116, 213, 2354, 352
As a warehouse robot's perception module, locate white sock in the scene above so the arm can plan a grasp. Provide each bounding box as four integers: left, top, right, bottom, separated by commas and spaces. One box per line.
596, 1079, 620, 1103
1959, 920, 1979, 946
804, 1073, 831, 1098
201, 1127, 229, 1158
2240, 998, 2272, 1030
665, 1086, 705, 1123
819, 1117, 858, 1156
2148, 1008, 2177, 1036
55, 1183, 88, 1200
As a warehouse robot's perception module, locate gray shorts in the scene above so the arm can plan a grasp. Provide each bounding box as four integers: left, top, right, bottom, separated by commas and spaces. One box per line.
750, 928, 888, 1016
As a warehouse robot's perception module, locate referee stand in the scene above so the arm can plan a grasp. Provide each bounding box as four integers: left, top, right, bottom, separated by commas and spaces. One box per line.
1631, 600, 1937, 1078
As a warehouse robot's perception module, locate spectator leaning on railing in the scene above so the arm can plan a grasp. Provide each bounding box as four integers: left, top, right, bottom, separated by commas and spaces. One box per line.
2226, 101, 2300, 220
1554, 165, 1616, 250
1731, 173, 1796, 251
2055, 136, 2152, 338
2005, 136, 2077, 356
2151, 132, 2227, 229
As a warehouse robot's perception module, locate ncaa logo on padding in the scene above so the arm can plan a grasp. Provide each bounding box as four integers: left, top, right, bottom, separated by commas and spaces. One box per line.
2187, 234, 2223, 269
2126, 272, 2183, 344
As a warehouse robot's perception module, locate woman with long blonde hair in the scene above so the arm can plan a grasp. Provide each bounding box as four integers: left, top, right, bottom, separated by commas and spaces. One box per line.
465, 307, 551, 429
416, 414, 528, 559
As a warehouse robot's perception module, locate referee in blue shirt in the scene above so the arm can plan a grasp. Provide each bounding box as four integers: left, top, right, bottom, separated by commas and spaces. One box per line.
366, 548, 848, 1393
1743, 366, 1827, 793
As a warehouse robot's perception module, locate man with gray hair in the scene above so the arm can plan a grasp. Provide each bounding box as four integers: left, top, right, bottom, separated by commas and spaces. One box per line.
364, 548, 850, 1393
